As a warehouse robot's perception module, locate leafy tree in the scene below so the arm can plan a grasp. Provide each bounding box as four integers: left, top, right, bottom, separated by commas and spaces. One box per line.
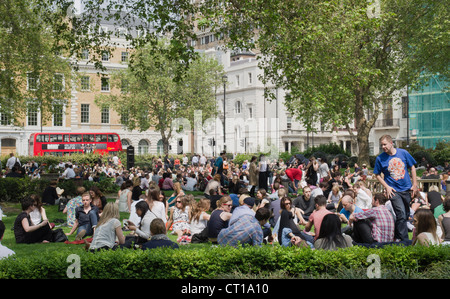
95, 40, 224, 154
207, 0, 449, 165
0, 0, 72, 126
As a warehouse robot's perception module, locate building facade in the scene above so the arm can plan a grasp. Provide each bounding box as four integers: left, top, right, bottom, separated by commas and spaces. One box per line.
3, 11, 434, 159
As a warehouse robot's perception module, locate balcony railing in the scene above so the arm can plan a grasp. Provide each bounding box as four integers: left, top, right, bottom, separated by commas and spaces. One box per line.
374, 118, 400, 128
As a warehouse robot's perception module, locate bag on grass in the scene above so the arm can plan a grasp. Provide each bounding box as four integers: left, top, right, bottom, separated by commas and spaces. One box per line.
52, 228, 68, 242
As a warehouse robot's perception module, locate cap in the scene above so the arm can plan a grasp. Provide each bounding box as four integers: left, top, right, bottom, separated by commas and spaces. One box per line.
243, 197, 255, 207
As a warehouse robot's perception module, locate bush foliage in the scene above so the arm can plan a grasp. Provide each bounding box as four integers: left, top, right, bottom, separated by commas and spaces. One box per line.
0, 177, 119, 202
0, 244, 448, 279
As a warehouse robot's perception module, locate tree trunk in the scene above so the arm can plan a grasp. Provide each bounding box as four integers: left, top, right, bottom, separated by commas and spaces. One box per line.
354, 90, 372, 167
160, 130, 172, 155
357, 131, 371, 167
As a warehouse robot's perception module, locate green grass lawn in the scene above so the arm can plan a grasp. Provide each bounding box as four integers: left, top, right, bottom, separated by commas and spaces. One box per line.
0, 191, 212, 257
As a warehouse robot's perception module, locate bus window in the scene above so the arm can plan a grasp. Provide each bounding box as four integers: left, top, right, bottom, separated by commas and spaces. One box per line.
50, 134, 63, 142
83, 134, 95, 142
63, 135, 70, 142
108, 134, 119, 142
96, 134, 107, 142
36, 134, 49, 142
70, 134, 82, 142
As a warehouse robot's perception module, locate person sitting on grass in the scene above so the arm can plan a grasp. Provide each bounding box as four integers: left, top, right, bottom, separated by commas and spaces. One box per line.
141, 218, 179, 250
66, 192, 99, 241
0, 220, 15, 259
13, 196, 53, 244
314, 213, 353, 250
217, 207, 271, 248
87, 202, 125, 252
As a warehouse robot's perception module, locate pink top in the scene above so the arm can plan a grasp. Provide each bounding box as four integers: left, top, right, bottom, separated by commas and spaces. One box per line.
309, 208, 332, 240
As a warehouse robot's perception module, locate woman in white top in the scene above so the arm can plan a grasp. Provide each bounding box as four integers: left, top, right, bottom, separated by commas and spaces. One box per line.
88, 203, 125, 251
327, 185, 342, 209
147, 187, 167, 224
29, 195, 49, 227
116, 180, 133, 213
189, 198, 211, 235
412, 208, 441, 246
353, 182, 372, 210
126, 201, 156, 244
167, 196, 190, 239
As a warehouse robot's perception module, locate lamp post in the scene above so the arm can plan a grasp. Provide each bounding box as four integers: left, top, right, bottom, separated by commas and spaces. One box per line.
222, 74, 227, 152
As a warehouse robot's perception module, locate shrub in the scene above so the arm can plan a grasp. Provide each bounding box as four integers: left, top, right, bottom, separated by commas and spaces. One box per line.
0, 244, 448, 279
0, 177, 119, 202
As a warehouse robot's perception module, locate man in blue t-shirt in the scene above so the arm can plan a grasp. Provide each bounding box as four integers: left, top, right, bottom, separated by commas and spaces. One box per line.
373, 134, 417, 242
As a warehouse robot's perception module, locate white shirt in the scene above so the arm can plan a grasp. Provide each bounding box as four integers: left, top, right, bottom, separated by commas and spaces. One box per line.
190, 211, 209, 234
62, 168, 76, 179
0, 242, 15, 260
355, 189, 372, 210
184, 177, 197, 191
151, 201, 167, 224
6, 156, 19, 169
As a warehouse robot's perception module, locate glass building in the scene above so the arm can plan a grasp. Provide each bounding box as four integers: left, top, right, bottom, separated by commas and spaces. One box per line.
408, 74, 450, 149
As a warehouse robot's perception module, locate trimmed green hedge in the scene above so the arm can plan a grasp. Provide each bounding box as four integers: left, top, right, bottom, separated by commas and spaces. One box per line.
0, 177, 119, 201
0, 244, 448, 279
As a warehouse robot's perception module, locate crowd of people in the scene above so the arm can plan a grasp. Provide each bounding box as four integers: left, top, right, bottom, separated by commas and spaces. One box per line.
1, 134, 450, 259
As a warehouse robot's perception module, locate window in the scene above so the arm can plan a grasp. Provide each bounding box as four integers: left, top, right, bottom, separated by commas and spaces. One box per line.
121, 79, 129, 93
81, 104, 90, 123
81, 49, 89, 60
0, 112, 10, 126
138, 139, 149, 155
248, 107, 253, 119
121, 51, 129, 62
50, 134, 63, 142
53, 104, 63, 127
36, 134, 49, 142
248, 72, 253, 84
27, 105, 38, 126
53, 74, 64, 92
101, 77, 110, 92
80, 76, 90, 91
101, 106, 109, 124
235, 101, 241, 114
235, 75, 240, 87
70, 134, 82, 142
108, 134, 119, 142
101, 51, 110, 62
117, 28, 127, 38
120, 111, 129, 125
96, 134, 108, 142
83, 134, 95, 142
287, 116, 292, 130
27, 72, 39, 90
121, 139, 130, 147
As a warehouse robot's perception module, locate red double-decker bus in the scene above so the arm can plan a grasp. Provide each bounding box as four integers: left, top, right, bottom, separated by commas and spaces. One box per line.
29, 132, 123, 156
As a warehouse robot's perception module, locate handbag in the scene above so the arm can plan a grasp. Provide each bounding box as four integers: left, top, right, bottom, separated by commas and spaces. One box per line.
52, 228, 68, 242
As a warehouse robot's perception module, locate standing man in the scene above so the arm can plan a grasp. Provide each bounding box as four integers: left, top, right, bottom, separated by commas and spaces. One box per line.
214, 151, 226, 186
373, 134, 417, 242
6, 153, 20, 171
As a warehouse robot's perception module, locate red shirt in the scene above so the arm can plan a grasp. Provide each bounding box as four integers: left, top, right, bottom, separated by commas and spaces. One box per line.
285, 168, 302, 181
309, 208, 333, 240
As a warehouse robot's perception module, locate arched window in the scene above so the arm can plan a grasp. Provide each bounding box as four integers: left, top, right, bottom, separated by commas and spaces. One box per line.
138, 139, 149, 155
121, 139, 130, 147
